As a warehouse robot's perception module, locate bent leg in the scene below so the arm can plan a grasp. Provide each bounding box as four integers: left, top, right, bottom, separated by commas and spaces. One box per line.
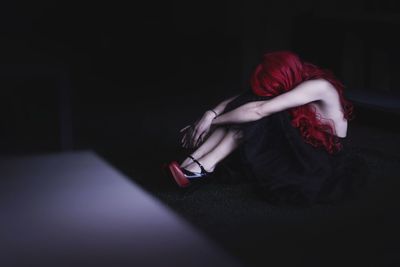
184, 127, 244, 173
180, 126, 228, 168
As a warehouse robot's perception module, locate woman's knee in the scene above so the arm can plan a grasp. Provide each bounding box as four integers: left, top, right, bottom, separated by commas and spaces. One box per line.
215, 126, 228, 133
227, 127, 244, 141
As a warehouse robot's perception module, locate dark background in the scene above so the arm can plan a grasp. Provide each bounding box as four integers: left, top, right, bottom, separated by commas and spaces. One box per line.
1, 0, 399, 157
1, 1, 400, 266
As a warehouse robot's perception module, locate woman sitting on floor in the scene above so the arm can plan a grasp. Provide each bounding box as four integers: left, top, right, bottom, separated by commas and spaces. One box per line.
166, 50, 368, 206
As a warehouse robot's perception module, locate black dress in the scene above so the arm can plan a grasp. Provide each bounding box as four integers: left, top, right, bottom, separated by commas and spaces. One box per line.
213, 88, 369, 206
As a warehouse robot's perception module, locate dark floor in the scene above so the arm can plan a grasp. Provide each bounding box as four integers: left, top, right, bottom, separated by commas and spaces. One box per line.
96, 92, 400, 267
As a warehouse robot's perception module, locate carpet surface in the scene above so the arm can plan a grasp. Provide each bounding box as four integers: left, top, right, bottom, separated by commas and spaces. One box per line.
104, 121, 400, 267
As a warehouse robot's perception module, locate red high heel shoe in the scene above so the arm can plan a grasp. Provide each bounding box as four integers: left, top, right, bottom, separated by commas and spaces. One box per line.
167, 161, 191, 188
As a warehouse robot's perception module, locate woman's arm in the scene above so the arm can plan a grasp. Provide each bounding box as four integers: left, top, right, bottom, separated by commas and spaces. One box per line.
210, 101, 263, 125
181, 92, 242, 148
208, 93, 241, 117
211, 79, 331, 126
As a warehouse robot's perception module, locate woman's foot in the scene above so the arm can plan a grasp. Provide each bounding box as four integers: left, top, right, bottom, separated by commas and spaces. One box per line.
167, 159, 213, 188
181, 159, 215, 174
180, 156, 195, 169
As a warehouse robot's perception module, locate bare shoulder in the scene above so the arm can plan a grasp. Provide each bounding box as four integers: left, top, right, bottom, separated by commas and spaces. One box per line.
294, 79, 339, 106
288, 79, 330, 97
298, 78, 335, 94
315, 79, 339, 104
256, 78, 339, 116
312, 78, 338, 97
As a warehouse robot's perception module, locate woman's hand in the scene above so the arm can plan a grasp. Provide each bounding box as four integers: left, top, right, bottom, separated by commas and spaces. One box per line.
180, 111, 216, 149
180, 125, 193, 149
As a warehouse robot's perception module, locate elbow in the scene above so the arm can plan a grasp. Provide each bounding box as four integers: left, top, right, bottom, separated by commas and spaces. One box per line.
252, 101, 274, 120
253, 105, 267, 121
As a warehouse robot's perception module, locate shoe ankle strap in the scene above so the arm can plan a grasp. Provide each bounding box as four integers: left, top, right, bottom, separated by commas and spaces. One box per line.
187, 155, 208, 174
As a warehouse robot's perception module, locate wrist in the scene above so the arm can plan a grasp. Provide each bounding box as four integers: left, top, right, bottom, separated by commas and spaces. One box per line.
206, 110, 218, 119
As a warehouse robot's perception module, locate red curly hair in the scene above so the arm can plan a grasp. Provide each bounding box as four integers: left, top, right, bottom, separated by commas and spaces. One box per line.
250, 51, 353, 154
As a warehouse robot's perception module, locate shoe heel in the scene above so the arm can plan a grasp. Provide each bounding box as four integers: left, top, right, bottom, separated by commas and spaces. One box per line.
168, 161, 191, 188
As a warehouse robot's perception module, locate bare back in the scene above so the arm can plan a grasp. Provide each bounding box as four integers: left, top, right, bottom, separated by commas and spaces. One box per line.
308, 83, 348, 138
252, 78, 349, 138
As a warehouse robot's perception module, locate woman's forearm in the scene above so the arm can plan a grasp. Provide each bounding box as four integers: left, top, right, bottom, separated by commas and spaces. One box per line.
209, 94, 241, 116
211, 101, 264, 126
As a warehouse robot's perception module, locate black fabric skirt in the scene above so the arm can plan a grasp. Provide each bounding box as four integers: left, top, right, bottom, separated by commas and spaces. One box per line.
212, 88, 369, 206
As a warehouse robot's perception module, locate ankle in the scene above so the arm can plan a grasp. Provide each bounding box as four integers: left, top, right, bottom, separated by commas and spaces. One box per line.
200, 156, 217, 173
180, 153, 202, 168
180, 157, 192, 168
186, 160, 216, 173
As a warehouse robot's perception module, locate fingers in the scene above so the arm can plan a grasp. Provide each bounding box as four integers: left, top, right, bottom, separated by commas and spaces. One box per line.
181, 134, 187, 147
183, 135, 192, 149
180, 125, 193, 148
182, 133, 191, 149
181, 130, 188, 143
200, 130, 208, 143
180, 123, 209, 149
193, 129, 201, 147
195, 136, 201, 147
194, 129, 208, 148
197, 130, 209, 147
180, 125, 191, 132
182, 138, 189, 149
195, 132, 203, 147
182, 132, 196, 149
189, 128, 197, 148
